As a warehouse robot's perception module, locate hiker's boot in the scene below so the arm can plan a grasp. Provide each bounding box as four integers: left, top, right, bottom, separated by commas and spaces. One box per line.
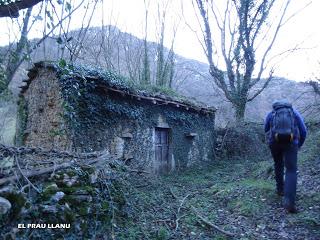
283, 198, 298, 214
276, 187, 284, 196
284, 204, 298, 214
277, 190, 284, 196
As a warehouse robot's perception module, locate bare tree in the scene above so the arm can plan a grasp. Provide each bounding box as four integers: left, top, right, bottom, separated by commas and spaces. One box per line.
141, 0, 151, 85
5, 7, 33, 90
307, 65, 320, 119
155, 0, 179, 88
78, 1, 123, 72
309, 79, 320, 96
194, 0, 292, 120
0, 0, 86, 94
0, 60, 5, 92
55, 0, 99, 63
100, 25, 120, 71
94, 24, 121, 70
122, 33, 144, 82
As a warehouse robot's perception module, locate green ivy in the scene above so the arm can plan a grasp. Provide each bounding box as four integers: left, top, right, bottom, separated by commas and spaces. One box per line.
16, 96, 28, 145
45, 61, 215, 158
0, 61, 7, 93
21, 61, 215, 157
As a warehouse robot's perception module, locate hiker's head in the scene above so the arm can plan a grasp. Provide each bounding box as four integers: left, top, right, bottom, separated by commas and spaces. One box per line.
272, 99, 292, 110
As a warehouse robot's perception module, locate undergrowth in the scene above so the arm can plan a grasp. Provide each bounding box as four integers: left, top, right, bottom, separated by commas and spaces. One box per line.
117, 128, 320, 239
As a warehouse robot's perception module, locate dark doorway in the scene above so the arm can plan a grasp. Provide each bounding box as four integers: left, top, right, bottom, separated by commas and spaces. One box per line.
155, 128, 170, 174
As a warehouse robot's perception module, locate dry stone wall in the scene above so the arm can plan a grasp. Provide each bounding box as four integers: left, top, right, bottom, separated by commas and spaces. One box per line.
18, 68, 71, 150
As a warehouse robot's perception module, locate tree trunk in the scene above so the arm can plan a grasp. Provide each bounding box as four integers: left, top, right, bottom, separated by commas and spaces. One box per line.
3, 7, 32, 94
141, 38, 151, 85
234, 100, 246, 121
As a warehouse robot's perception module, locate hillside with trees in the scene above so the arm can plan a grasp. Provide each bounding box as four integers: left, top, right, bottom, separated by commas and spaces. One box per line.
1, 25, 317, 126
0, 0, 319, 239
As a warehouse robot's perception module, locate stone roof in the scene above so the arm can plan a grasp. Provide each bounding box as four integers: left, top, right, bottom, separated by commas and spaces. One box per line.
20, 61, 216, 114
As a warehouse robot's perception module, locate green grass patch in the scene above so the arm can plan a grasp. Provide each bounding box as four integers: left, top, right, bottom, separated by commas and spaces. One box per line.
252, 160, 274, 178
116, 221, 146, 240
202, 178, 273, 199
228, 196, 265, 217
239, 179, 274, 192
299, 129, 320, 164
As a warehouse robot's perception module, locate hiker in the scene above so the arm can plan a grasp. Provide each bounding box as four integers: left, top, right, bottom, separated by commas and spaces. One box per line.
264, 99, 307, 213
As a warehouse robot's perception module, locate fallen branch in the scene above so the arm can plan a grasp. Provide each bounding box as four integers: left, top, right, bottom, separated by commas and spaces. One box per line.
127, 168, 151, 174
0, 153, 109, 186
134, 184, 149, 188
152, 219, 173, 223
0, 144, 100, 159
0, 161, 72, 186
169, 187, 179, 199
169, 188, 191, 231
15, 156, 40, 193
191, 206, 235, 237
175, 193, 190, 231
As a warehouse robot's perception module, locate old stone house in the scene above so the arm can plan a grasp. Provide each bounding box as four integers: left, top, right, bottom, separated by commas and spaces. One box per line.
17, 62, 216, 174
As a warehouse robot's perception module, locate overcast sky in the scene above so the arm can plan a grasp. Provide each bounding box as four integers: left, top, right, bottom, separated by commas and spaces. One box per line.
100, 0, 319, 82
0, 0, 319, 81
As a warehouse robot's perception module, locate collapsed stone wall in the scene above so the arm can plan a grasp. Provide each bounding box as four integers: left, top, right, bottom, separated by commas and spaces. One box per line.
0, 146, 127, 239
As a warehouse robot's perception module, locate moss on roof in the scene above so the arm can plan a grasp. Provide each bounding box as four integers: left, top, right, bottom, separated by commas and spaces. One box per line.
25, 61, 216, 113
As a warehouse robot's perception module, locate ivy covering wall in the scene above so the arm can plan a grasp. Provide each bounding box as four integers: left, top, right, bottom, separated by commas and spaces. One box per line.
18, 61, 216, 171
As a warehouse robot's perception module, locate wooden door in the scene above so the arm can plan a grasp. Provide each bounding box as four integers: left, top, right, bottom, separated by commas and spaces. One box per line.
155, 128, 169, 174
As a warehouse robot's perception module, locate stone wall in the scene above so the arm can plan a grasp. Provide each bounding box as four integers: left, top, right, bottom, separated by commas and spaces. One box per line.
18, 66, 215, 173
17, 68, 71, 150
69, 90, 215, 173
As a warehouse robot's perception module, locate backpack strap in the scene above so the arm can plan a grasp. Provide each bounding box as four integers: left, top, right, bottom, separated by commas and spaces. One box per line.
290, 109, 299, 142
271, 109, 277, 131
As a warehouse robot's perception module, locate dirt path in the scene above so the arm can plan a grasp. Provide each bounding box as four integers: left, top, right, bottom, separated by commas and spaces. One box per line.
119, 155, 320, 240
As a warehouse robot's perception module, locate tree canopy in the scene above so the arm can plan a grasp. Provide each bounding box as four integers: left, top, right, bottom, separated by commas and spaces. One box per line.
194, 0, 291, 120
0, 0, 43, 18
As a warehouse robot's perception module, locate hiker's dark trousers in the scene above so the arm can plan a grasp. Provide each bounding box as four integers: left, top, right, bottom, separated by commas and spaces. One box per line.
270, 143, 298, 206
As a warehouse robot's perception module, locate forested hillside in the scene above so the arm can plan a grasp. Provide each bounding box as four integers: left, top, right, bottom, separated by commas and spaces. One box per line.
0, 0, 319, 239
3, 25, 318, 125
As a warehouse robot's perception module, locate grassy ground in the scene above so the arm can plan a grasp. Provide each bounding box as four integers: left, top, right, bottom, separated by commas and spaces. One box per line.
116, 131, 320, 240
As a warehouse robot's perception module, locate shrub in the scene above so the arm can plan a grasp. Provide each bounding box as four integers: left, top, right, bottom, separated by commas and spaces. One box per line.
215, 122, 269, 161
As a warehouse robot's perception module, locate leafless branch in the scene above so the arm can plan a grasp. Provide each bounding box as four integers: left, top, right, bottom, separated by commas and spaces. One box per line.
192, 0, 300, 119
256, 0, 291, 82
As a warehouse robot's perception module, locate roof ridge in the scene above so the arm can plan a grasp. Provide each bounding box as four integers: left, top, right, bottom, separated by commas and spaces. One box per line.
20, 61, 216, 114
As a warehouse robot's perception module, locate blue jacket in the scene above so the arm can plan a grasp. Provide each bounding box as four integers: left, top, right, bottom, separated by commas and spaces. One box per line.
264, 109, 307, 147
